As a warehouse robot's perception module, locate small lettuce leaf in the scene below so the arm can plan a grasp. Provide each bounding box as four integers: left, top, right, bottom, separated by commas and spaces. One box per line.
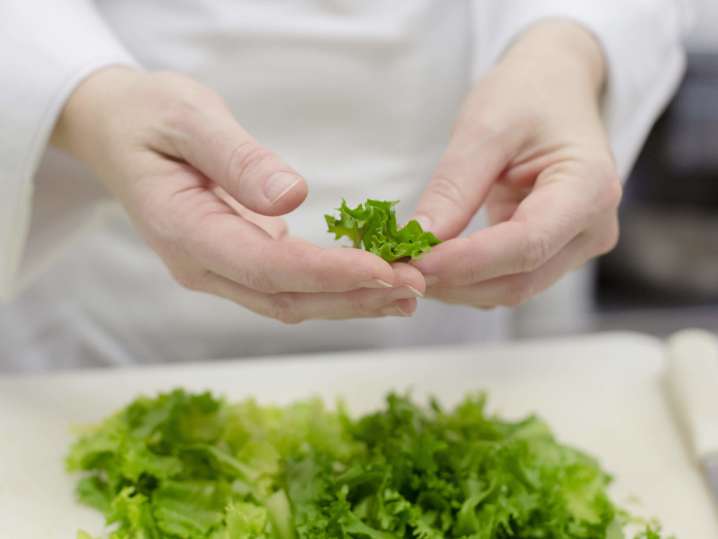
325, 199, 440, 262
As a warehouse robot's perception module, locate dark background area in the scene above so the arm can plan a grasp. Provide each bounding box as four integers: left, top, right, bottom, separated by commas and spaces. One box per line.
595, 52, 718, 335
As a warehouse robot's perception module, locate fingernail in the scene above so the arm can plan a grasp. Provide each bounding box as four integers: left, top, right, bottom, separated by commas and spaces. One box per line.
358, 279, 393, 289
390, 286, 422, 300
425, 275, 439, 286
381, 305, 412, 317
415, 215, 432, 231
265, 172, 300, 204
405, 286, 424, 298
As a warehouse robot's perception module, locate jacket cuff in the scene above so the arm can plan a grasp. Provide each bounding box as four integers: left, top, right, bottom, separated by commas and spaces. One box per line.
0, 1, 137, 299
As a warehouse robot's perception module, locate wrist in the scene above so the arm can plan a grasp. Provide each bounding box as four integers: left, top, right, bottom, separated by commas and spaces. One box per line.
50, 66, 144, 163
499, 19, 607, 99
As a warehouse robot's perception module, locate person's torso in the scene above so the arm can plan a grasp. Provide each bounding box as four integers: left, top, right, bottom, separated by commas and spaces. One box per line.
0, 0, 509, 370
99, 0, 474, 237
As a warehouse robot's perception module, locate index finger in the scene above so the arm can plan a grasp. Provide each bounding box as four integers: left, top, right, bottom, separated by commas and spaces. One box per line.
188, 213, 398, 293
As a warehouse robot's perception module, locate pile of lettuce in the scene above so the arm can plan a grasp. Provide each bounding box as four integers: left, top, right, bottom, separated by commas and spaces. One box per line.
325, 199, 440, 262
67, 390, 671, 539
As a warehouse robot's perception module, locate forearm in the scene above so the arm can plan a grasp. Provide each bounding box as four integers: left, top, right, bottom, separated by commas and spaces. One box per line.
0, 2, 135, 299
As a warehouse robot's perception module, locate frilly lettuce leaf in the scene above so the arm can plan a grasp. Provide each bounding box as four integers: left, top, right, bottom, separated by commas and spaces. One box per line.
325, 199, 440, 262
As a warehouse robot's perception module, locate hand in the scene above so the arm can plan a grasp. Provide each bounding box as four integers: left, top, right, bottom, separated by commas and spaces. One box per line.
51, 68, 424, 323
411, 21, 622, 309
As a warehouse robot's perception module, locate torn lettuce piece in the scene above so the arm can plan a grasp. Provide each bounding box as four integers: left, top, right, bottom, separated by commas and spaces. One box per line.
325, 199, 440, 262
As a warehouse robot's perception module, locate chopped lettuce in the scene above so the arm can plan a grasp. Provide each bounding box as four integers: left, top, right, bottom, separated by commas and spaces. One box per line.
325, 199, 440, 262
67, 390, 673, 539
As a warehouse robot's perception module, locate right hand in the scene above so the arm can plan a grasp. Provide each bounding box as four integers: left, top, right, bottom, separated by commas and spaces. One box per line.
51, 67, 425, 323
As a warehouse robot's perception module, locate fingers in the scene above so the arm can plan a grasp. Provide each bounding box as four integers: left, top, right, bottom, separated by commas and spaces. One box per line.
164, 194, 427, 321
426, 232, 592, 308
201, 272, 421, 324
163, 95, 307, 216
413, 222, 537, 287
427, 214, 619, 308
387, 262, 426, 297
184, 212, 409, 293
413, 166, 605, 287
142, 164, 423, 296
212, 186, 289, 239
235, 211, 288, 240
176, 237, 426, 323
412, 128, 517, 240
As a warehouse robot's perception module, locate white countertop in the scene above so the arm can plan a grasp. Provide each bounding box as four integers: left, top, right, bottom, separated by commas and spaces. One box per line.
0, 332, 716, 538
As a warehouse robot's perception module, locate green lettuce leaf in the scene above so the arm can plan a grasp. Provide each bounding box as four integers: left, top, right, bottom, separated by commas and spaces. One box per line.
67, 390, 674, 539
224, 501, 271, 539
324, 199, 440, 262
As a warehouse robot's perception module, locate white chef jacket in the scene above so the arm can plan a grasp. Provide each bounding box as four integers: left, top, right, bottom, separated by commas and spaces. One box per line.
0, 1, 687, 370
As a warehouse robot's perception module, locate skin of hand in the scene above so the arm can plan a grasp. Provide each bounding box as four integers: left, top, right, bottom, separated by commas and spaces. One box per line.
51, 68, 425, 323
412, 20, 622, 309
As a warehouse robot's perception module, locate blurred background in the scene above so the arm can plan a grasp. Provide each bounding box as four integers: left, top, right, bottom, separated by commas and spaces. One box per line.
515, 0, 718, 339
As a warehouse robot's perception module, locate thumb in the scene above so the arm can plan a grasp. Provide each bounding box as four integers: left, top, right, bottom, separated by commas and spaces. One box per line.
413, 131, 513, 240
170, 106, 308, 216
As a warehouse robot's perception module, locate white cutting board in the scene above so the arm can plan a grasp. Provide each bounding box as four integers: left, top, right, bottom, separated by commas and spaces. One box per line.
0, 332, 716, 538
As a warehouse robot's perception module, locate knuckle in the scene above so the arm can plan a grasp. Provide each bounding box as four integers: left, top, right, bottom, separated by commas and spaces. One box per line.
354, 292, 382, 315
268, 293, 303, 325
464, 265, 485, 287
234, 252, 282, 293
301, 252, 336, 292
226, 142, 274, 185
426, 173, 467, 213
243, 269, 279, 294
520, 229, 551, 273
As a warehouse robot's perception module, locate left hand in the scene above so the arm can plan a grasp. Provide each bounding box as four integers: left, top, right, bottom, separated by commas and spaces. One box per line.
411, 20, 622, 309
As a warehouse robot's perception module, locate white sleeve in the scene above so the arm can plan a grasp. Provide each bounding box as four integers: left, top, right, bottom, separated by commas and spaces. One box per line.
0, 1, 136, 300
473, 0, 690, 178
